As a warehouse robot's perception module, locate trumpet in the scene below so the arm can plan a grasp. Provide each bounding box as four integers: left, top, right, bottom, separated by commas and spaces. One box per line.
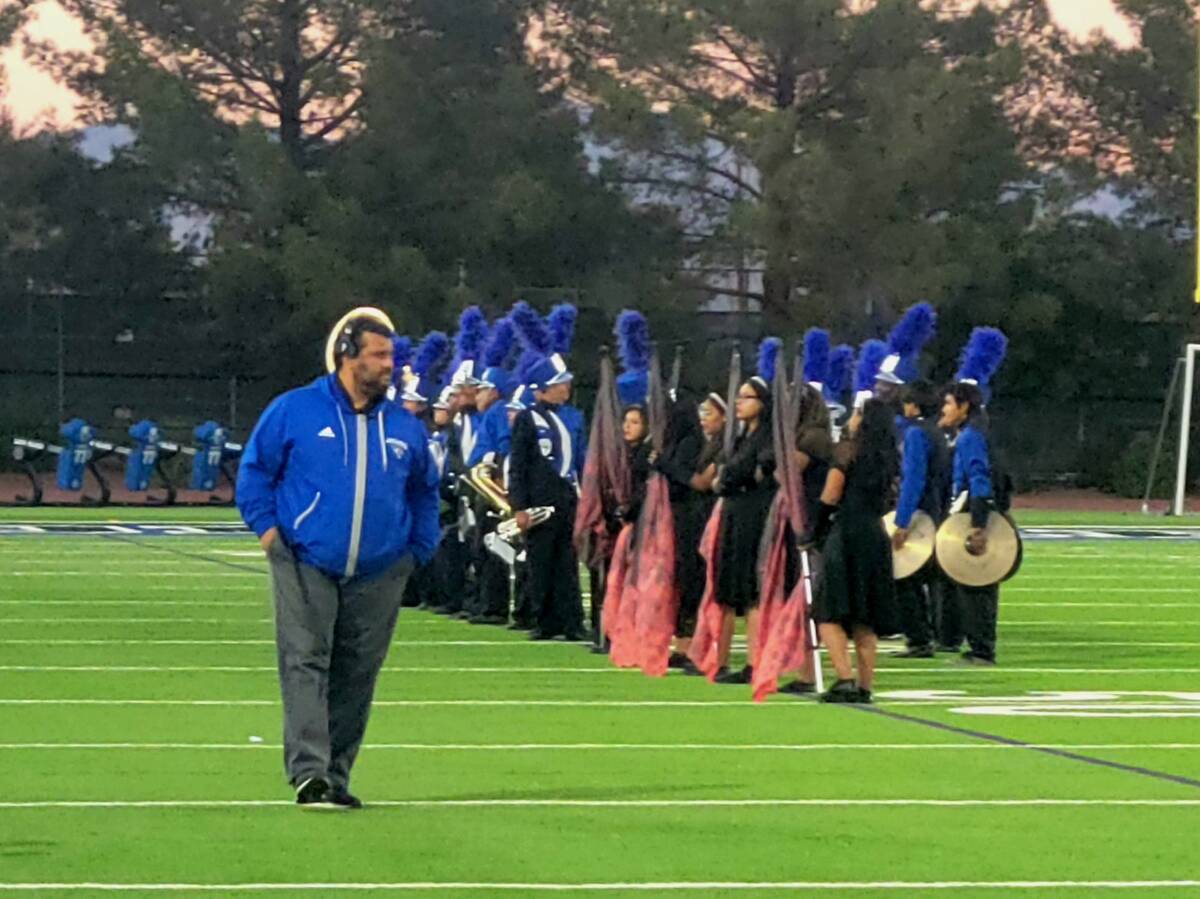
497, 507, 554, 542
460, 462, 553, 543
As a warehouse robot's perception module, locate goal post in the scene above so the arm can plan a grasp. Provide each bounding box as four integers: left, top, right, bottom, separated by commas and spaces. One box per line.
1174, 343, 1200, 516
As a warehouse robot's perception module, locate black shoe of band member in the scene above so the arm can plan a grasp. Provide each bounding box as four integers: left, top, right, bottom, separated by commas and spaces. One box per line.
893, 645, 935, 659
819, 679, 861, 703
935, 643, 962, 653
469, 614, 508, 626
714, 665, 752, 685
667, 652, 689, 670
778, 680, 817, 696
960, 651, 996, 666
857, 687, 873, 704
528, 629, 555, 641
561, 628, 590, 642
508, 620, 534, 631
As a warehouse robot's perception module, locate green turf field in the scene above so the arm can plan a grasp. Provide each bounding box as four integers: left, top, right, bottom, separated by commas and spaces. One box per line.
0, 517, 1198, 896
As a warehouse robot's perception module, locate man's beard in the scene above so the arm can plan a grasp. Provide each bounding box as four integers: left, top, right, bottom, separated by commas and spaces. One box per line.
357, 370, 390, 400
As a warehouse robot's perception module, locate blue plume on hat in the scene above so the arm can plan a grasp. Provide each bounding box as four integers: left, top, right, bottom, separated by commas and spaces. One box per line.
956, 327, 1008, 388
391, 336, 413, 370
548, 303, 578, 355
483, 317, 516, 369
615, 310, 651, 374
757, 336, 782, 385
826, 344, 854, 402
451, 306, 488, 367
802, 328, 831, 385
413, 331, 450, 377
855, 339, 888, 393
514, 348, 542, 387
887, 302, 937, 357
511, 301, 552, 355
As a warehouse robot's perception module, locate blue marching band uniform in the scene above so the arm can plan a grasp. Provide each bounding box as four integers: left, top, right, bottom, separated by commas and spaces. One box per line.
249, 300, 1013, 702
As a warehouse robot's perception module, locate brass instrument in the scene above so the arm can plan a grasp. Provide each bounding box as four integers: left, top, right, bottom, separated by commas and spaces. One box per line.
459, 462, 554, 547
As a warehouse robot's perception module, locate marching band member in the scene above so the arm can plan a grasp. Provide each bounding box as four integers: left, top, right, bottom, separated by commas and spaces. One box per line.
808, 398, 900, 704
874, 303, 945, 658
941, 327, 1009, 666
465, 317, 519, 625
510, 303, 587, 641
711, 338, 781, 685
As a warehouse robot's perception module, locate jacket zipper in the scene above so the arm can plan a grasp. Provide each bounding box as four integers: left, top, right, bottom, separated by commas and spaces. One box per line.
344, 415, 368, 579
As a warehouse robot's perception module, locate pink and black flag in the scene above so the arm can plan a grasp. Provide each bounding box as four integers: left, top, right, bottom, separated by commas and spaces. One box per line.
752, 347, 811, 702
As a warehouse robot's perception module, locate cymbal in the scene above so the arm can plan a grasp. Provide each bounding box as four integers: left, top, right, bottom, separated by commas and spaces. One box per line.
324, 306, 396, 374
882, 510, 936, 580
936, 511, 1022, 588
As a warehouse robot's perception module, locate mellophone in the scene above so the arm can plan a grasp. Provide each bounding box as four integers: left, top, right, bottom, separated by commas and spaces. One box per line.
883, 509, 1022, 587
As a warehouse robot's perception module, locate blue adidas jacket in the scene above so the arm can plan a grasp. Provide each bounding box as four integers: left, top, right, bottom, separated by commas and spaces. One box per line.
237, 374, 441, 580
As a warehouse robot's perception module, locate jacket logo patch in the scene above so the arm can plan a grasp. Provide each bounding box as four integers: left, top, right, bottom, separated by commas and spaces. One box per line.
318, 426, 336, 439
386, 438, 409, 461
538, 438, 553, 458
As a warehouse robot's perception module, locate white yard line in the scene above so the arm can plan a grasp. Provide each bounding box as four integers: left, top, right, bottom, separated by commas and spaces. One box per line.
0, 799, 1198, 810
1, 881, 1199, 893
0, 881, 1196, 893
0, 742, 1196, 751
5, 572, 262, 578
3, 665, 1200, 676
3, 638, 1197, 647
0, 698, 1196, 708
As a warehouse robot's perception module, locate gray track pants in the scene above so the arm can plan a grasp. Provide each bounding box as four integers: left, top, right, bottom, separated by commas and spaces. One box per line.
268, 541, 413, 790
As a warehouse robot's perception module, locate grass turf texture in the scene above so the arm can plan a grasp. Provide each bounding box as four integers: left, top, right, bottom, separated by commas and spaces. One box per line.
0, 521, 1198, 896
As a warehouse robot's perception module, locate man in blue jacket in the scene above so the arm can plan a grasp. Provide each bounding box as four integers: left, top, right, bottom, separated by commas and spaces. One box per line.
237, 314, 440, 810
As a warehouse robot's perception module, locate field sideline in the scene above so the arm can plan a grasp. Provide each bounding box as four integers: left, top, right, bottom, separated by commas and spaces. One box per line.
0, 508, 1197, 897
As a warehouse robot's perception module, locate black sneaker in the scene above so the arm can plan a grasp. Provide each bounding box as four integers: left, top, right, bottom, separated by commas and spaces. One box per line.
819, 679, 860, 704
508, 620, 533, 631
295, 776, 337, 810
528, 629, 555, 641
667, 652, 689, 670
935, 643, 962, 654
561, 628, 590, 642
589, 641, 611, 655
327, 786, 363, 810
714, 665, 752, 685
452, 610, 472, 620
778, 680, 817, 696
893, 645, 935, 659
857, 687, 873, 704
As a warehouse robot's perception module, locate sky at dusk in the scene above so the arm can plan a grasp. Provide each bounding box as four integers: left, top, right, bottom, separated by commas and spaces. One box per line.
0, 0, 1141, 133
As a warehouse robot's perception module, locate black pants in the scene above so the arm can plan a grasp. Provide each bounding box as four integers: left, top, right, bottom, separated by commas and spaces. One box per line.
471, 513, 511, 619
512, 558, 533, 627
959, 583, 999, 661
433, 530, 468, 612
524, 506, 583, 636
934, 569, 963, 649
896, 565, 934, 649
588, 564, 604, 639
402, 561, 433, 608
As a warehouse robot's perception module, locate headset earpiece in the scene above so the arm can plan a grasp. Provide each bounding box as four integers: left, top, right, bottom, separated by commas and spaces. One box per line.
335, 324, 360, 362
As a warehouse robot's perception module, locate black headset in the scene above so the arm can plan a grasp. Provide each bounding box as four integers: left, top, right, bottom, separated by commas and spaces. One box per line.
335, 322, 362, 361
